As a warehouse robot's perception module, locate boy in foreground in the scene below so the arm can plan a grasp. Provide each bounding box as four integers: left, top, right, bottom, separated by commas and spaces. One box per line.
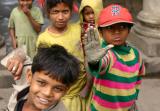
13, 44, 80, 111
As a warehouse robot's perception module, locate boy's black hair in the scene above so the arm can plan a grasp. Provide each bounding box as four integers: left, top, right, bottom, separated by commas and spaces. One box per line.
31, 44, 80, 87
46, 0, 73, 12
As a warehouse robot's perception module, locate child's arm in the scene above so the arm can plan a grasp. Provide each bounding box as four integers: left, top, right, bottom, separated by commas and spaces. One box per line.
135, 58, 145, 99
0, 47, 32, 80
22, 7, 41, 33
9, 28, 17, 49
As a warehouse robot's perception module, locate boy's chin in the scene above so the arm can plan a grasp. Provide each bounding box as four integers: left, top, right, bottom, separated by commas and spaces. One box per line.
35, 103, 56, 111
33, 98, 58, 110
111, 41, 126, 46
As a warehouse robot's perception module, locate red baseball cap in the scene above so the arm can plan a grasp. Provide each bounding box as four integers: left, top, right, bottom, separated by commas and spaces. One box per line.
98, 4, 133, 27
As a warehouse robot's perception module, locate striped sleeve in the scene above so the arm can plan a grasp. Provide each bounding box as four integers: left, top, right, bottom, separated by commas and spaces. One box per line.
87, 51, 111, 76
99, 53, 110, 75
138, 51, 145, 76
135, 51, 145, 99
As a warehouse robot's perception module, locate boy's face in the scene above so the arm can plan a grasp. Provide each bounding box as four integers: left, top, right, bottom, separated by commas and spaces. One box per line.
82, 6, 95, 24
26, 70, 68, 110
100, 23, 129, 46
18, 0, 33, 9
48, 3, 71, 31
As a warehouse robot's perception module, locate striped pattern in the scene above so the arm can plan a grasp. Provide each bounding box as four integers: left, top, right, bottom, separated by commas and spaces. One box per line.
88, 46, 145, 111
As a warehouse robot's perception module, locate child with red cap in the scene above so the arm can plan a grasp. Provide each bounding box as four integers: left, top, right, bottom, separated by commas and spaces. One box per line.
82, 4, 145, 111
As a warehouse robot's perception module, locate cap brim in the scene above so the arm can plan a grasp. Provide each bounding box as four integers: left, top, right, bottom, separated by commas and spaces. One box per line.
99, 20, 134, 27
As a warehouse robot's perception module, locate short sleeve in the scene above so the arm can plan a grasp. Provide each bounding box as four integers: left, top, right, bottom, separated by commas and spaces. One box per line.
36, 34, 43, 48
31, 6, 44, 25
8, 9, 15, 28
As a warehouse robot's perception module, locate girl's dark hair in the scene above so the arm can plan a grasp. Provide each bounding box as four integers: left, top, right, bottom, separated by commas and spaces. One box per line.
46, 0, 73, 12
31, 44, 80, 87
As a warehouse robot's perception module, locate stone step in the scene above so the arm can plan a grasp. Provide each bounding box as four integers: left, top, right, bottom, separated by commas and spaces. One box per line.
0, 88, 13, 110
0, 70, 15, 88
0, 46, 15, 88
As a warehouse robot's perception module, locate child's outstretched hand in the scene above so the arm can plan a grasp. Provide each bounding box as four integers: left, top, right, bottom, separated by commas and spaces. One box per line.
82, 26, 114, 64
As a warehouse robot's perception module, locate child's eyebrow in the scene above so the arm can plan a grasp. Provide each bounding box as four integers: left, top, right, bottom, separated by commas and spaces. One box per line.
52, 85, 67, 90
53, 84, 66, 88
37, 78, 66, 88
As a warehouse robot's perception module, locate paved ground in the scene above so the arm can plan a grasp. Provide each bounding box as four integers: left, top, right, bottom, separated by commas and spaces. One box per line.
137, 77, 160, 111
1, 46, 160, 111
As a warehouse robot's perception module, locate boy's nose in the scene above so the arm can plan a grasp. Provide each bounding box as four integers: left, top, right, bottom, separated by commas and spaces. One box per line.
42, 87, 52, 97
115, 29, 121, 33
23, 1, 27, 5
58, 13, 63, 19
112, 28, 121, 34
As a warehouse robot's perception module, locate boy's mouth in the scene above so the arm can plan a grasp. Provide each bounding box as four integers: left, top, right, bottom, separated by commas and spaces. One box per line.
57, 21, 66, 25
114, 38, 121, 41
36, 96, 50, 105
58, 22, 65, 25
113, 36, 121, 41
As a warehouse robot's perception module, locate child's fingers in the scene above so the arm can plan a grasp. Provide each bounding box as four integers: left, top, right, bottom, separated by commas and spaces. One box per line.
81, 33, 87, 40
88, 26, 95, 42
11, 62, 19, 75
7, 58, 15, 72
94, 28, 99, 41
86, 27, 92, 42
14, 63, 23, 80
6, 58, 23, 79
90, 27, 95, 41
82, 34, 89, 45
14, 75, 21, 81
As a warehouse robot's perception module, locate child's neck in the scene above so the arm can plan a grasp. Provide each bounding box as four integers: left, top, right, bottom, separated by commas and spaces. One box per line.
22, 101, 40, 111
49, 26, 68, 34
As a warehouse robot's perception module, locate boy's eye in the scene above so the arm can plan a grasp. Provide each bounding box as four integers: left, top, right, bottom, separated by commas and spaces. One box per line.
105, 26, 112, 30
84, 12, 90, 15
105, 24, 128, 31
84, 12, 94, 16
52, 87, 66, 93
50, 10, 59, 14
37, 80, 46, 86
62, 10, 69, 14
119, 25, 128, 30
50, 10, 69, 14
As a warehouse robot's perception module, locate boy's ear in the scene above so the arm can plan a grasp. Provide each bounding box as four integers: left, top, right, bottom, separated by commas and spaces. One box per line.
26, 68, 33, 84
